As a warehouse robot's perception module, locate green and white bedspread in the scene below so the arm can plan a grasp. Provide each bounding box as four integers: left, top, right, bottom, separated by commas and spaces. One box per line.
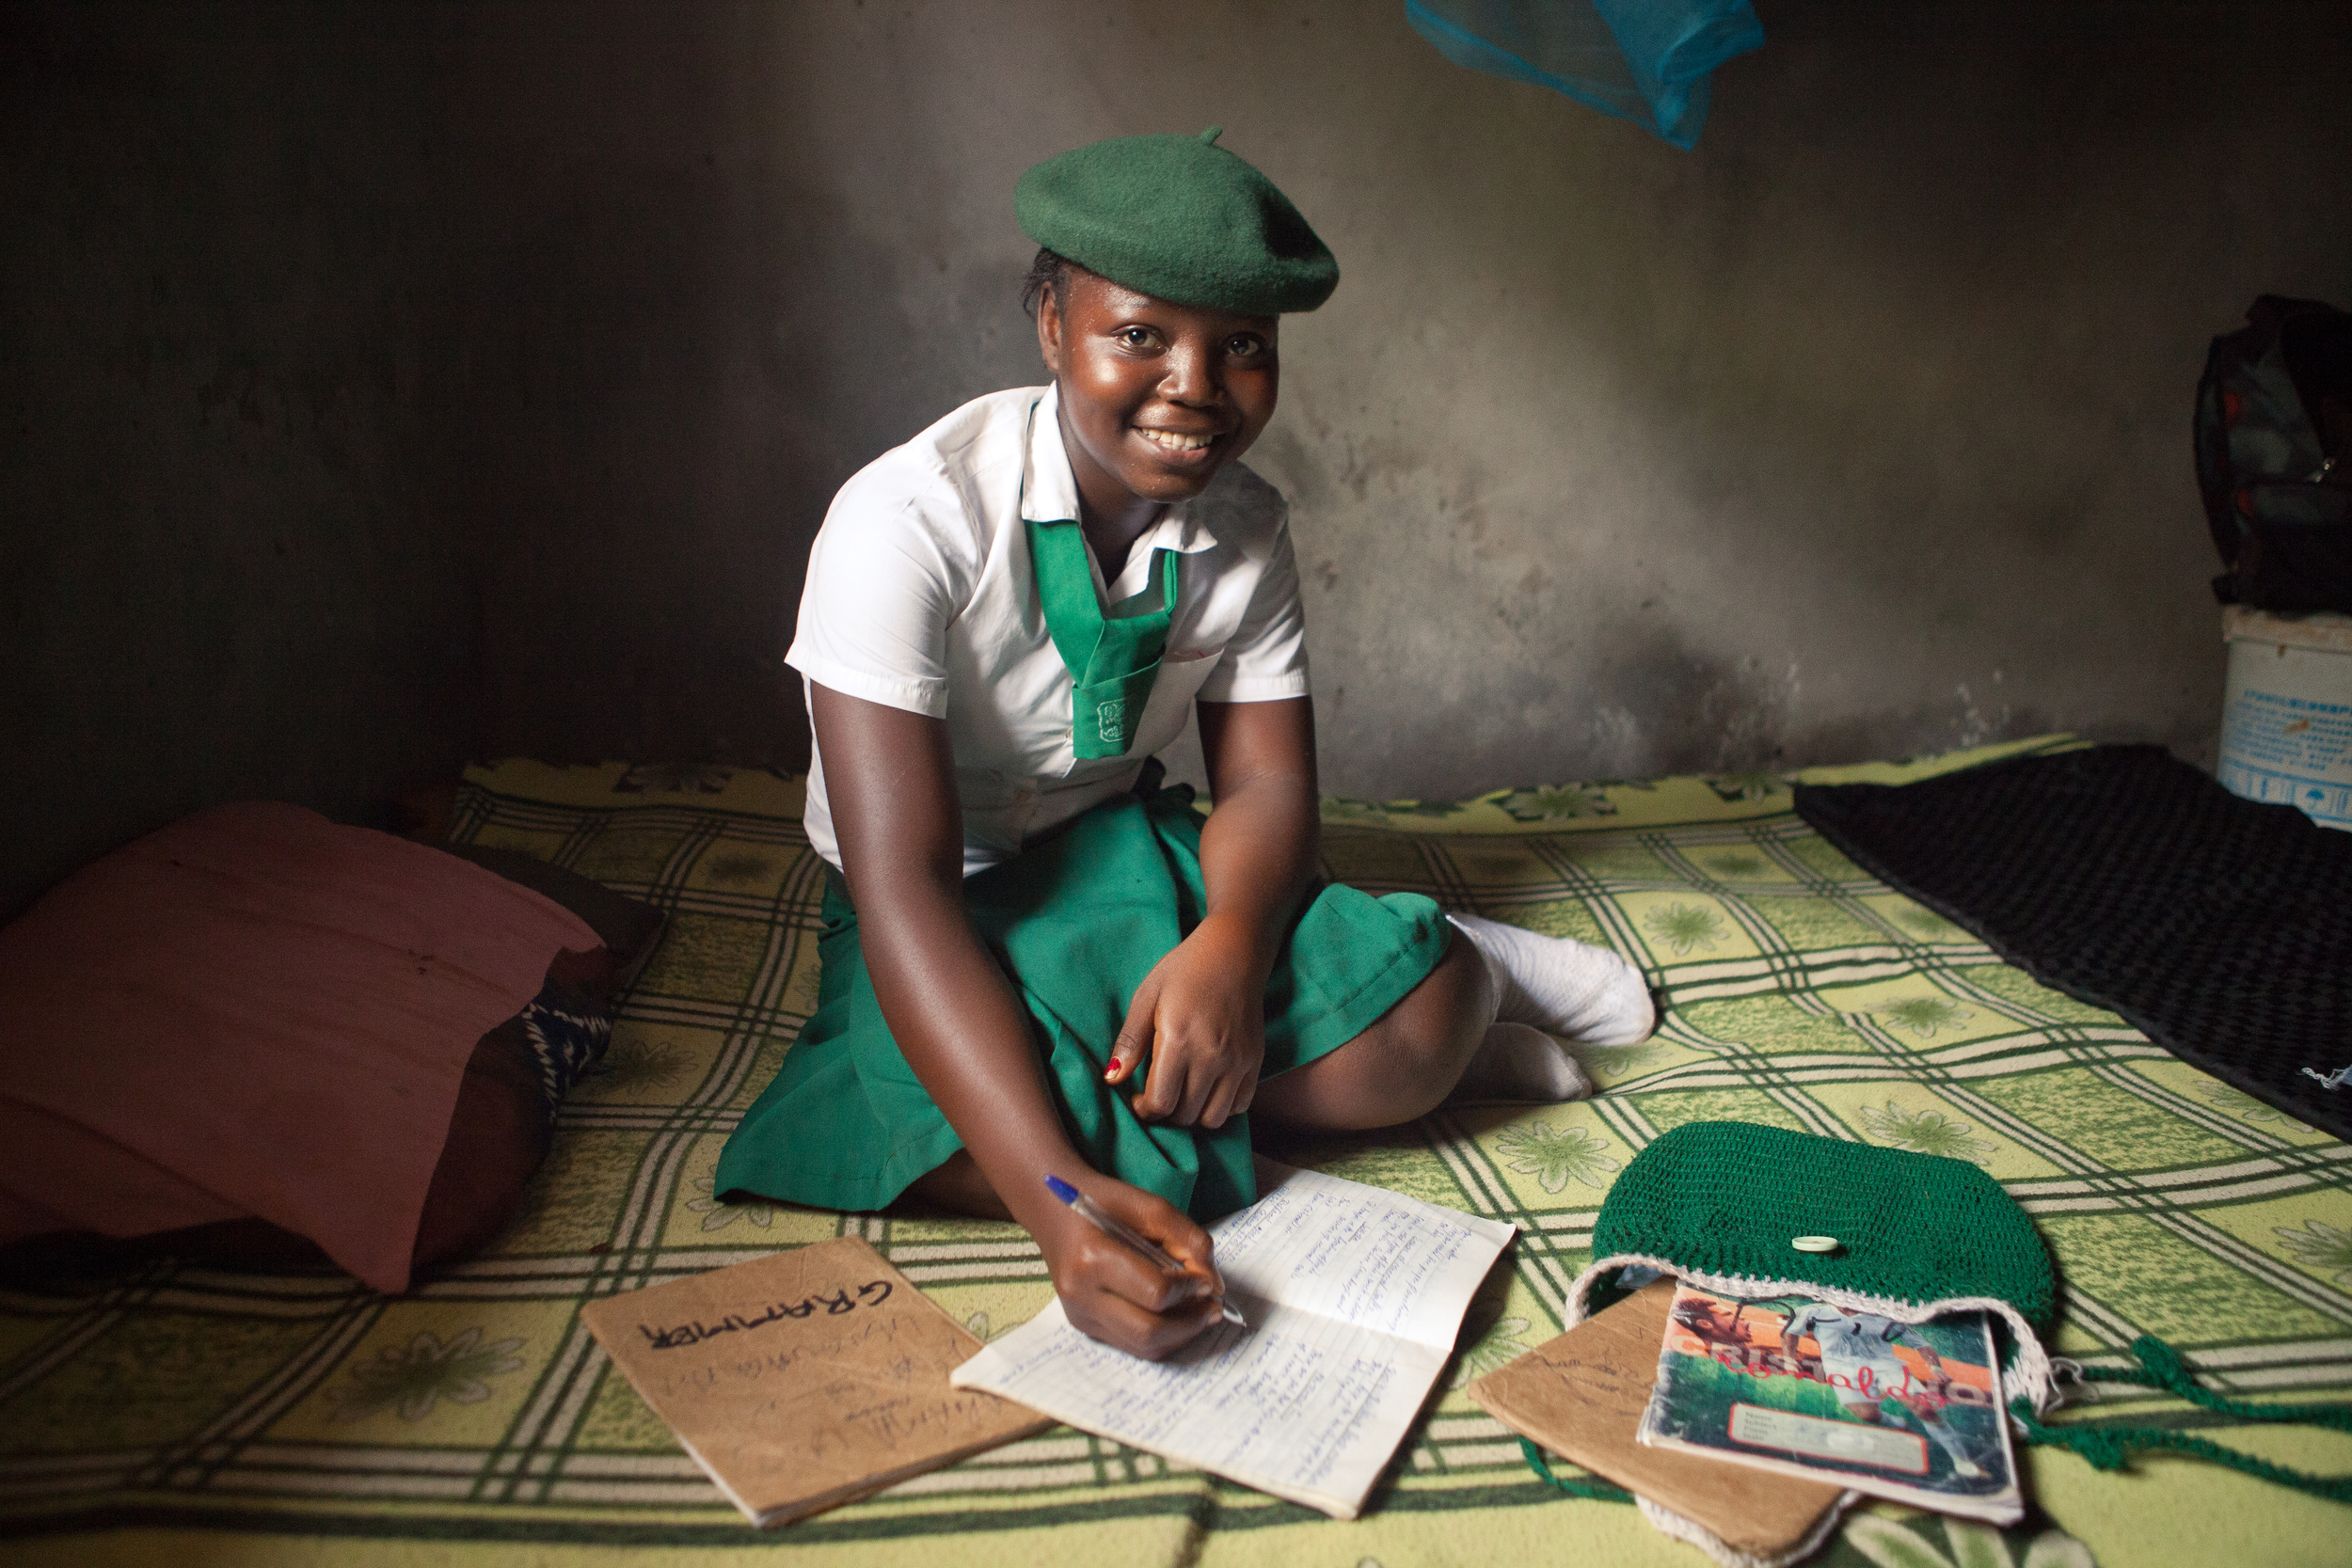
6, 736, 2348, 1568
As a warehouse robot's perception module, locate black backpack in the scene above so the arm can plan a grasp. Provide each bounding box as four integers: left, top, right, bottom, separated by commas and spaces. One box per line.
2195, 295, 2352, 612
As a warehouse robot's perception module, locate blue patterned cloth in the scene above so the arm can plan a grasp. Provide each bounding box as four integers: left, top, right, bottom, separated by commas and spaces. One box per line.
1406, 0, 1763, 150
519, 990, 612, 1111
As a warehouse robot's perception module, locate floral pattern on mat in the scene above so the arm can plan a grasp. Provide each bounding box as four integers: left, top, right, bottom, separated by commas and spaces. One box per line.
2, 736, 2343, 1566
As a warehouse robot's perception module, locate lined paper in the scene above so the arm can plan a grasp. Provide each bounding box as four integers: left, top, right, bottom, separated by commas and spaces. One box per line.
950, 1163, 1514, 1517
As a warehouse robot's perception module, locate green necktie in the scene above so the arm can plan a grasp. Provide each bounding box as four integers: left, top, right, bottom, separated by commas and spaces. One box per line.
1025, 516, 1179, 760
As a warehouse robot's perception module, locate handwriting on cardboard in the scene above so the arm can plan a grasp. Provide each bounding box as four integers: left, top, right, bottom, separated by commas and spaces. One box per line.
638, 1278, 893, 1350
580, 1236, 1050, 1527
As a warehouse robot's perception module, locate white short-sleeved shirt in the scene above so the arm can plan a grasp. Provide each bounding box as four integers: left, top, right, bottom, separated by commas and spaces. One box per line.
787, 385, 1311, 875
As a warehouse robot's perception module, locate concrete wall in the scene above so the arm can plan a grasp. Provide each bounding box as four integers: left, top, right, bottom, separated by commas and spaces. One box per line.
8, 2, 2348, 915
3, 6, 474, 919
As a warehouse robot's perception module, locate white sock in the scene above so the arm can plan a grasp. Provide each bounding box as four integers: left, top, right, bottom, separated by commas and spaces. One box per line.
1448, 912, 1655, 1046
1446, 1022, 1593, 1104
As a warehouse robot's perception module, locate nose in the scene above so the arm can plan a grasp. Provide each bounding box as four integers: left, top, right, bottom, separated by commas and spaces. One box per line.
1157, 338, 1223, 409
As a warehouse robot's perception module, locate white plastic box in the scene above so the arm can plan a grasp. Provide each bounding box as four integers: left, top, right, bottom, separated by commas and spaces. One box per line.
2217, 606, 2352, 830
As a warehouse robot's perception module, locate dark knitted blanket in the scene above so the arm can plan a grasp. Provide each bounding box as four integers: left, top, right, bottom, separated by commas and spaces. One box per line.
1795, 745, 2352, 1142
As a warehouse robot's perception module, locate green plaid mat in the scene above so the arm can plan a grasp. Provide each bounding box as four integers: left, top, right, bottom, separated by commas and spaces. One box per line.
5, 736, 2349, 1568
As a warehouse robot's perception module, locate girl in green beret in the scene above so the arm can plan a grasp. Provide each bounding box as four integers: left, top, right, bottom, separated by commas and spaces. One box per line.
719, 130, 1652, 1360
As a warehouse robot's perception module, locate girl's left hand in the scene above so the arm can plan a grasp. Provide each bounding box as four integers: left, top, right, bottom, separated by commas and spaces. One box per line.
1106, 913, 1268, 1129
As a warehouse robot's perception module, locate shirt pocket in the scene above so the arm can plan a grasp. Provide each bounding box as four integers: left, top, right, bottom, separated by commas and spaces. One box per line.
1141, 645, 1226, 722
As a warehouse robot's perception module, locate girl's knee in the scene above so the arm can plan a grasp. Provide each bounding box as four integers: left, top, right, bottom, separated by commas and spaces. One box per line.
898, 1150, 1013, 1221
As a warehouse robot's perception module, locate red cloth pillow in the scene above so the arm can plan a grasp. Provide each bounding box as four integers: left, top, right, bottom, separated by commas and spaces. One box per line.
0, 802, 600, 1291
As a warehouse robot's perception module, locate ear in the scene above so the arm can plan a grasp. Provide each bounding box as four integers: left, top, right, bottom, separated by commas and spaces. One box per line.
1036, 284, 1065, 378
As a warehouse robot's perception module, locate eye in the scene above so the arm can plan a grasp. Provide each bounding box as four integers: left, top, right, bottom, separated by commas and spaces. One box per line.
1224, 334, 1268, 359
1116, 325, 1160, 351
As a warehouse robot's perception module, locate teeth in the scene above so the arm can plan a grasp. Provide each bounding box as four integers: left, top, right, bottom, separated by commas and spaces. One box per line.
1136, 429, 1214, 452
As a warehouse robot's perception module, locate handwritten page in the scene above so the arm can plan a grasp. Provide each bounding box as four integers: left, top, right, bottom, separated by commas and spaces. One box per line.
949, 1163, 1514, 1518
580, 1236, 1051, 1526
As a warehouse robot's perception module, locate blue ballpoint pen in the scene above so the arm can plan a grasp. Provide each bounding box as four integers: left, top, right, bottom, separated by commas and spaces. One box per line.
1044, 1175, 1247, 1327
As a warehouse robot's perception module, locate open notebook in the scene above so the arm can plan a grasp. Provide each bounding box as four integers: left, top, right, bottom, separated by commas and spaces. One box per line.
950, 1162, 1515, 1518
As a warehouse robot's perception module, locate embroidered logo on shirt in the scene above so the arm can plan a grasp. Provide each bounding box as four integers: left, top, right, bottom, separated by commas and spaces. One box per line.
1096, 698, 1127, 742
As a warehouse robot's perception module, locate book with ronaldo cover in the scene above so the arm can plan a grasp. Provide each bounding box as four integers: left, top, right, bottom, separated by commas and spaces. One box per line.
1634, 1280, 2023, 1526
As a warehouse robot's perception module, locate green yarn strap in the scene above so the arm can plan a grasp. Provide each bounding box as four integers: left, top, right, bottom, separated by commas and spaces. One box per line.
1518, 1437, 1633, 1504
2012, 1335, 2352, 1506
2075, 1336, 2352, 1433
2010, 1400, 2352, 1505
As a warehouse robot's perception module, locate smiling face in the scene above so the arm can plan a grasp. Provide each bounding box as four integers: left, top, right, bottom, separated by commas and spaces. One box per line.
1037, 267, 1279, 534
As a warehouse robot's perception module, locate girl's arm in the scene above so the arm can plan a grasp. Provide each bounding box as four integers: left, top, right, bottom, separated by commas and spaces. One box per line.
1108, 695, 1320, 1127
812, 681, 1228, 1360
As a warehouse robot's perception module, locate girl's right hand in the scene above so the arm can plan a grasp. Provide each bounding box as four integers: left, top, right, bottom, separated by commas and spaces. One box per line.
1038, 1175, 1229, 1361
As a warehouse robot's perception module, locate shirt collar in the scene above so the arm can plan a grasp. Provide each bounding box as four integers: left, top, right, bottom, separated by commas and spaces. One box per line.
1020, 384, 1221, 557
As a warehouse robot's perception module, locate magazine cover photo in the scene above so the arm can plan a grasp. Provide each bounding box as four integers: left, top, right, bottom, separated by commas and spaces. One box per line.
1635, 1282, 2024, 1524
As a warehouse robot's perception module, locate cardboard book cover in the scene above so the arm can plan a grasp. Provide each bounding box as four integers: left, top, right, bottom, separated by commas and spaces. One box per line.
1634, 1282, 2023, 1526
1466, 1279, 1846, 1560
580, 1236, 1052, 1527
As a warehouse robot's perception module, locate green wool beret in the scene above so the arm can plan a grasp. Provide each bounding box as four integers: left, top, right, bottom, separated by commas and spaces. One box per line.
1015, 127, 1338, 315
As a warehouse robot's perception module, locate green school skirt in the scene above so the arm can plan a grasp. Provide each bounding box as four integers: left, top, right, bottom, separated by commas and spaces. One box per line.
715, 787, 1449, 1223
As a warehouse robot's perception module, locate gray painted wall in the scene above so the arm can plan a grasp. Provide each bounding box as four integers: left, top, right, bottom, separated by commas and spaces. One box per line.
4, 7, 473, 919
7, 2, 2348, 916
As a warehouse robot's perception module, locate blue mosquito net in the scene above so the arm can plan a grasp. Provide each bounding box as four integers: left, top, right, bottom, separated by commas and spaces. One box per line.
1406, 0, 1763, 150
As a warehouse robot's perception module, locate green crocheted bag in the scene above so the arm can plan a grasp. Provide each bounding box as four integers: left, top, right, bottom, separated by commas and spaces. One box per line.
1570, 1120, 2059, 1406
1532, 1120, 2352, 1533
